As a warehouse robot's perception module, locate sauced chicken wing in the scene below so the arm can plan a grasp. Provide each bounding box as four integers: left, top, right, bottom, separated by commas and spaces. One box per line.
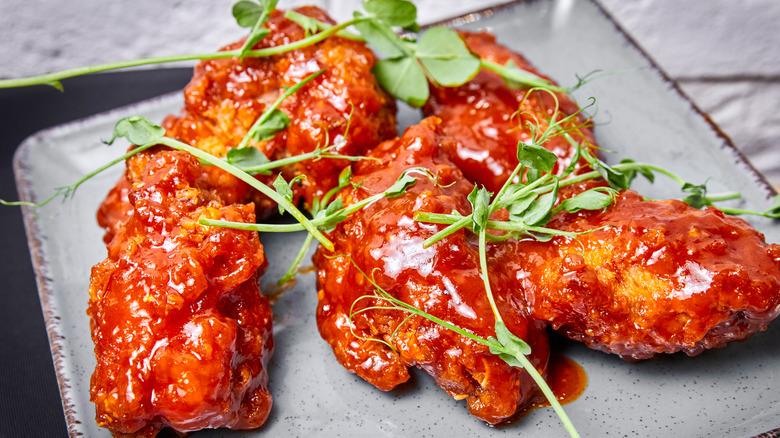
98, 6, 397, 242
314, 118, 550, 424
88, 151, 273, 436
425, 32, 780, 360
423, 31, 594, 192
502, 190, 780, 360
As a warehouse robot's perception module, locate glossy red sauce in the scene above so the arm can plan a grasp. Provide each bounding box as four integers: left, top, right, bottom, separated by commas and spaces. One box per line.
98, 6, 397, 242
162, 6, 397, 217
543, 354, 588, 406
502, 191, 780, 360
89, 151, 273, 436
315, 119, 551, 424
424, 31, 596, 192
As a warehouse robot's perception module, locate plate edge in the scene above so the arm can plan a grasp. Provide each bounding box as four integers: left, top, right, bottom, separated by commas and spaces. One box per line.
12, 139, 84, 437
10, 90, 184, 438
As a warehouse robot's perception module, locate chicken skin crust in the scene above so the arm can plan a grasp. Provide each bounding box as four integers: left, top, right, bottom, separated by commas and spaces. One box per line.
423, 31, 595, 192
314, 118, 550, 424
424, 31, 780, 360
88, 151, 273, 437
98, 6, 397, 242
162, 6, 397, 214
502, 190, 780, 360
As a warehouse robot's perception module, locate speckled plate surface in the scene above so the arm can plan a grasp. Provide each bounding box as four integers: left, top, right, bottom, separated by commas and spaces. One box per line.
14, 0, 780, 437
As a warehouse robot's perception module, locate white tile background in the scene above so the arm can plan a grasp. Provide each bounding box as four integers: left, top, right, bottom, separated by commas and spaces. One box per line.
1, 0, 778, 185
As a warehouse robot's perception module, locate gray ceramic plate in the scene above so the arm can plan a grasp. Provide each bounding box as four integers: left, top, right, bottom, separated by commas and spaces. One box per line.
14, 0, 780, 437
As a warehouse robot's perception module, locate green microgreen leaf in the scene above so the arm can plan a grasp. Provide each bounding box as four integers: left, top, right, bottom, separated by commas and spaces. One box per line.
47, 80, 64, 92
235, 0, 278, 57
521, 182, 558, 226
372, 57, 429, 107
527, 230, 557, 242
681, 182, 711, 209
338, 166, 353, 188
238, 69, 324, 149
232, 0, 265, 27
486, 321, 532, 368
284, 10, 321, 36
252, 108, 291, 142
353, 12, 406, 58
483, 59, 563, 92
313, 197, 347, 233
243, 28, 272, 53
415, 26, 480, 86
468, 187, 491, 232
105, 116, 166, 146
362, 0, 418, 28
324, 196, 344, 216
517, 143, 559, 172
556, 188, 616, 214
506, 192, 537, 218
619, 158, 655, 183
597, 162, 632, 190
526, 168, 544, 183
273, 174, 305, 215
384, 171, 417, 198
225, 147, 271, 175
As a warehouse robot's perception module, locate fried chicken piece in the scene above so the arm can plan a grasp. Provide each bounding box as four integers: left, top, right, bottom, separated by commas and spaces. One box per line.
503, 190, 780, 360
423, 31, 594, 192
163, 6, 396, 213
88, 150, 273, 436
314, 118, 550, 424
98, 6, 397, 242
424, 32, 780, 360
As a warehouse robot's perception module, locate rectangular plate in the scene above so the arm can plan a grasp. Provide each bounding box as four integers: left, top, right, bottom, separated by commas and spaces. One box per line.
14, 0, 780, 437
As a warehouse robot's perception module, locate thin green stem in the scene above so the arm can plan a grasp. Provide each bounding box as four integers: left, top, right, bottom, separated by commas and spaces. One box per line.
705, 191, 741, 203
500, 174, 553, 206
198, 174, 405, 234
420, 215, 471, 248
417, 212, 578, 238
238, 6, 274, 57
518, 353, 580, 438
199, 219, 305, 232
559, 162, 685, 189
157, 137, 333, 250
480, 59, 565, 92
298, 13, 365, 41
278, 232, 315, 284
238, 146, 330, 175
237, 69, 325, 149
0, 17, 367, 90
478, 227, 503, 324
0, 52, 234, 89
0, 142, 157, 208
718, 207, 780, 218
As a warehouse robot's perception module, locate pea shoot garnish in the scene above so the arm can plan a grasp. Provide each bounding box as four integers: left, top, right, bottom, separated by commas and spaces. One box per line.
0, 0, 573, 107
200, 167, 431, 284
3, 1, 780, 436
286, 0, 569, 106
343, 259, 578, 437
